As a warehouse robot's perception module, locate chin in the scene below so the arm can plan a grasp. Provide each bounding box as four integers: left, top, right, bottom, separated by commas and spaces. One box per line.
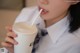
41, 16, 49, 20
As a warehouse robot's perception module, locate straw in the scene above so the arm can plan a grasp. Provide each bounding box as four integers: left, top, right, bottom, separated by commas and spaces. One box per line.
31, 9, 43, 25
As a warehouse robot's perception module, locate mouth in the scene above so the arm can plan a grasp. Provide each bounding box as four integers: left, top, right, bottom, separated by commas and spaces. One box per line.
38, 6, 49, 15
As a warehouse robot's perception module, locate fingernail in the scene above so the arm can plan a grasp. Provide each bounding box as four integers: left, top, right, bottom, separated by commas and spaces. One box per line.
14, 34, 17, 37
16, 35, 18, 37
15, 42, 18, 45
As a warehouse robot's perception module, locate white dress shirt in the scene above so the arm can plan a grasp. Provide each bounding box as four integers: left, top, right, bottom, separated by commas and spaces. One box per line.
0, 6, 80, 53
34, 10, 80, 53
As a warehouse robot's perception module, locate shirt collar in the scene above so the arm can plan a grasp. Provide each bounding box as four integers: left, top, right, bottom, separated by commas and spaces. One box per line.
35, 7, 69, 44
46, 15, 69, 44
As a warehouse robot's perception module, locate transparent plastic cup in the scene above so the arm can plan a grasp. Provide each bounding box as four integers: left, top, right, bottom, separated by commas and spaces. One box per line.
13, 22, 38, 53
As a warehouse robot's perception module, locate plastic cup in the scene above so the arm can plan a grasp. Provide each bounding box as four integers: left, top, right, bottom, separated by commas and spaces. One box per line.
13, 22, 38, 53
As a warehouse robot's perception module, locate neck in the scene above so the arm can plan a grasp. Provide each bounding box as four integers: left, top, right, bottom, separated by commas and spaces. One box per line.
45, 11, 68, 27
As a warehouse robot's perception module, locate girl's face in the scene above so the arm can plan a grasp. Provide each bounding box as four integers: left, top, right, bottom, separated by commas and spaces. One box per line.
37, 0, 72, 21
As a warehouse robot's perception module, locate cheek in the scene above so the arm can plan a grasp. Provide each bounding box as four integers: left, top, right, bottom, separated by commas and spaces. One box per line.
49, 0, 71, 11
49, 2, 70, 17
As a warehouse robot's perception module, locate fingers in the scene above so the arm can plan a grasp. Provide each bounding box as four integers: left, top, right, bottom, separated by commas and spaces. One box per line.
1, 36, 18, 48
2, 25, 18, 47
1, 25, 18, 48
1, 25, 18, 53
1, 42, 13, 48
6, 25, 17, 38
5, 36, 18, 45
7, 32, 17, 38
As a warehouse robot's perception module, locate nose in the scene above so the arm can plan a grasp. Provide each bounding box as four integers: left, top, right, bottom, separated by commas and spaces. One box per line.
39, 0, 49, 5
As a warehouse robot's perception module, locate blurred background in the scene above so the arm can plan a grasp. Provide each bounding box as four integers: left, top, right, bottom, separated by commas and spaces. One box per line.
0, 0, 36, 47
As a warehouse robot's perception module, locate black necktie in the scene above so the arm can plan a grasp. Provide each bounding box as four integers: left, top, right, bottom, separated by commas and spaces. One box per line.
32, 29, 48, 53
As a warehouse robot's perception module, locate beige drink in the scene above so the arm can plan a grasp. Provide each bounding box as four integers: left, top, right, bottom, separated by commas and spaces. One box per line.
13, 22, 38, 53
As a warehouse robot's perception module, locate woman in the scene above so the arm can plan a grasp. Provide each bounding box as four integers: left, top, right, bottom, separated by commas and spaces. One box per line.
1, 0, 80, 53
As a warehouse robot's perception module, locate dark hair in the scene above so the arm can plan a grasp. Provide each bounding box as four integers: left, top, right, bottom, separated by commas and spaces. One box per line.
69, 2, 80, 33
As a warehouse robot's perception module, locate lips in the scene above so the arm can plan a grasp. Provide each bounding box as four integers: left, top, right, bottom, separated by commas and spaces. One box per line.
38, 6, 49, 15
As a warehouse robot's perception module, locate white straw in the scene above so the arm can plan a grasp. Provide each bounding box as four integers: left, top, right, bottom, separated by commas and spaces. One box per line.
31, 9, 43, 25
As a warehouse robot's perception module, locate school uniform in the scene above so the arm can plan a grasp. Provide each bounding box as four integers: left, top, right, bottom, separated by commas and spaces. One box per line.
0, 6, 80, 53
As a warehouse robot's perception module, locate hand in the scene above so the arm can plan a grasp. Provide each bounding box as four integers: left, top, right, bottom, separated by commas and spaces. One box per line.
1, 25, 18, 53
